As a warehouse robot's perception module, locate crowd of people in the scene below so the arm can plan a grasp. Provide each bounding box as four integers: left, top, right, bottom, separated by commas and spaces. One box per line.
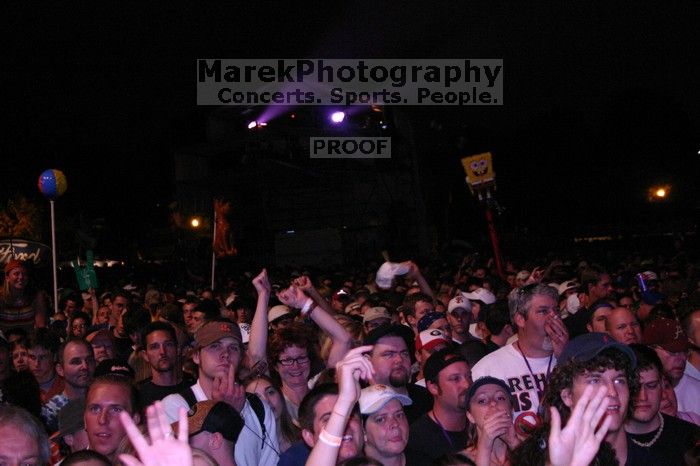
0, 251, 699, 465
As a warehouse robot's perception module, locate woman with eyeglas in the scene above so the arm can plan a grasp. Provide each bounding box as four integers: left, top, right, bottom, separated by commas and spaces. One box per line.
460, 376, 519, 466
245, 270, 352, 424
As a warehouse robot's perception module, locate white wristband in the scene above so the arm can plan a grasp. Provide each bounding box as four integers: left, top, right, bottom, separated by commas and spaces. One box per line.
301, 298, 314, 316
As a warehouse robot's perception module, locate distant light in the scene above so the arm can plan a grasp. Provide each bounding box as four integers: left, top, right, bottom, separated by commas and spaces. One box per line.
190, 218, 201, 228
330, 111, 345, 123
286, 230, 295, 234
655, 188, 666, 198
290, 113, 296, 119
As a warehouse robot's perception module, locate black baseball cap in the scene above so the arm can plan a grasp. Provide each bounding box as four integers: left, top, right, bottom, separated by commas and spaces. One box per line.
558, 332, 636, 368
423, 347, 468, 384
465, 376, 511, 406
364, 324, 415, 357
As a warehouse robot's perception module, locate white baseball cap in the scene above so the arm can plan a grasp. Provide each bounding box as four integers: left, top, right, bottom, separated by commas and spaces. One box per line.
448, 294, 472, 314
359, 384, 412, 415
375, 262, 411, 289
462, 288, 496, 305
268, 305, 291, 323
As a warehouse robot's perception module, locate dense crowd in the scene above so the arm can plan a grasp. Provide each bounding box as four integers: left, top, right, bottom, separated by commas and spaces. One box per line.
0, 252, 699, 465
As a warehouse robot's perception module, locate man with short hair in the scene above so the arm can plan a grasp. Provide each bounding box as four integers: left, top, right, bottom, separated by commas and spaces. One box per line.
482, 301, 513, 354
27, 329, 63, 403
84, 374, 141, 463
472, 284, 569, 420
108, 292, 130, 328
278, 383, 364, 466
180, 401, 244, 466
162, 320, 279, 466
585, 300, 614, 333
182, 296, 199, 335
137, 321, 192, 407
605, 307, 642, 345
42, 339, 96, 433
364, 324, 433, 423
86, 329, 115, 363
190, 299, 220, 334
625, 344, 699, 463
401, 292, 435, 335
0, 404, 50, 466
408, 348, 472, 460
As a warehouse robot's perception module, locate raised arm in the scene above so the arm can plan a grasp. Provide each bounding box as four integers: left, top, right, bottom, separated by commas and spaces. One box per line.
403, 260, 435, 301
305, 346, 374, 466
246, 269, 271, 372
280, 279, 352, 367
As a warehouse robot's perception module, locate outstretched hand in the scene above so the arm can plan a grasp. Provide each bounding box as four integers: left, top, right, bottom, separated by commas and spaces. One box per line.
548, 385, 612, 466
119, 402, 193, 466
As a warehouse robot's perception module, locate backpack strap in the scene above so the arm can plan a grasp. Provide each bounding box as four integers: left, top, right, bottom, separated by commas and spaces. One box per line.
246, 392, 267, 449
179, 386, 198, 408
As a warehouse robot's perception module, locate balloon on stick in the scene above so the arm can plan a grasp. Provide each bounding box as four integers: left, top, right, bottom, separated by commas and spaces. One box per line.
38, 169, 67, 316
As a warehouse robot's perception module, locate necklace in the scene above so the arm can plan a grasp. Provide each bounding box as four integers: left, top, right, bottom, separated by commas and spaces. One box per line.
629, 412, 664, 447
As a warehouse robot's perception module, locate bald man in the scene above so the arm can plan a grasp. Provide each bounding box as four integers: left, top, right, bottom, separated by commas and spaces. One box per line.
605, 307, 642, 345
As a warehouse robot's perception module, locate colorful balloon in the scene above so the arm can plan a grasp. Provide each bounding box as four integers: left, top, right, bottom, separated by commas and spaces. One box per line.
37, 169, 67, 199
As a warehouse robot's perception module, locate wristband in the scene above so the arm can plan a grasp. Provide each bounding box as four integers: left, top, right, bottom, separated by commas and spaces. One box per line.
319, 428, 342, 447
301, 298, 314, 316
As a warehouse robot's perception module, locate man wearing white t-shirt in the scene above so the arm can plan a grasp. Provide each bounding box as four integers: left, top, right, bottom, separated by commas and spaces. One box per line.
471, 284, 569, 427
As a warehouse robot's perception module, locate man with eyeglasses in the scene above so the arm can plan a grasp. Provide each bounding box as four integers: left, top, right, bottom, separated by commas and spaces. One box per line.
162, 319, 279, 466
472, 284, 569, 423
364, 324, 433, 424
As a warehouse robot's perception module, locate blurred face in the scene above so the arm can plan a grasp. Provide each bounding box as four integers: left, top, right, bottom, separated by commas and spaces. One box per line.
467, 383, 513, 428
413, 301, 434, 324
430, 361, 472, 411
365, 399, 409, 458
109, 296, 128, 326
447, 308, 472, 336
659, 375, 677, 416
632, 367, 661, 424
96, 306, 110, 325
688, 310, 700, 346
365, 318, 391, 333
64, 300, 78, 316
0, 423, 41, 466
587, 307, 612, 333
370, 336, 411, 388
5, 266, 28, 293
305, 394, 362, 461
590, 274, 613, 300
58, 341, 96, 390
85, 382, 136, 459
90, 334, 115, 363
618, 296, 634, 310
276, 345, 311, 388
28, 346, 55, 384
605, 308, 641, 345
194, 337, 241, 381
565, 367, 629, 433
246, 378, 284, 420
12, 344, 29, 371
144, 330, 177, 373
182, 303, 196, 333
190, 311, 207, 334
653, 346, 686, 385
521, 294, 558, 352
72, 317, 88, 339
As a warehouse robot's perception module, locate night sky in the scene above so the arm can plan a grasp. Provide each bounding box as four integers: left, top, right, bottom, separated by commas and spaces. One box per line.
4, 3, 699, 255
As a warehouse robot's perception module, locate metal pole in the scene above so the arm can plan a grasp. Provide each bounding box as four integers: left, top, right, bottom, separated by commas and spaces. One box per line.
484, 205, 505, 279
211, 208, 217, 291
50, 200, 59, 315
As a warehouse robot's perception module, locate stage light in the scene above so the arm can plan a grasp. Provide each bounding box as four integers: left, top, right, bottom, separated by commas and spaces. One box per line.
655, 188, 666, 198
190, 217, 201, 228
247, 121, 267, 130
330, 111, 346, 124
